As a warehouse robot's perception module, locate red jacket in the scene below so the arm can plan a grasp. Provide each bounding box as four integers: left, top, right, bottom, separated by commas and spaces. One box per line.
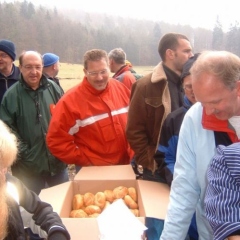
112, 65, 136, 90
46, 77, 134, 166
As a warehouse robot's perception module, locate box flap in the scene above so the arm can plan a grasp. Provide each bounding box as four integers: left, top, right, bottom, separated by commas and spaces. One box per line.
39, 181, 73, 214
137, 180, 170, 220
74, 165, 136, 180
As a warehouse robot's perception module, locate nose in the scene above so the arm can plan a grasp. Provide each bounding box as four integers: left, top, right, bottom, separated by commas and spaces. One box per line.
30, 67, 38, 73
189, 51, 194, 58
96, 72, 104, 79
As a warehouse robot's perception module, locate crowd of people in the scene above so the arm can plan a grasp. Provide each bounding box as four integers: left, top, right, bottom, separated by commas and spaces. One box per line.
0, 32, 240, 240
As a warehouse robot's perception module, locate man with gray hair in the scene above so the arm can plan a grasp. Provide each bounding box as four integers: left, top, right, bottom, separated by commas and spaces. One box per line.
160, 51, 240, 239
108, 48, 136, 90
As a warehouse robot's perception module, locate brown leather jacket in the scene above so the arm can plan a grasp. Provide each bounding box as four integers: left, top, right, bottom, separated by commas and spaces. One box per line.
126, 62, 171, 172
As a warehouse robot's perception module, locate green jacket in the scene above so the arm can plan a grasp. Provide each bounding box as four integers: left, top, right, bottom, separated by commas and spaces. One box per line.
0, 74, 66, 177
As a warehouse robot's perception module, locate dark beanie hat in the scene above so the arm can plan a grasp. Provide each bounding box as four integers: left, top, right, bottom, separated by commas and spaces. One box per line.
0, 39, 16, 61
43, 53, 59, 67
181, 53, 200, 82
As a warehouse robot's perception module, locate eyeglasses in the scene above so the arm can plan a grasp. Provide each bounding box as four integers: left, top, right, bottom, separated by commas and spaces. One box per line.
0, 53, 9, 59
22, 65, 43, 71
85, 69, 108, 77
183, 84, 193, 91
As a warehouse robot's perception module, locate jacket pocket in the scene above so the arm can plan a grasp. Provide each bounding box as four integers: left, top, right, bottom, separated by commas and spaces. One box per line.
145, 97, 163, 118
98, 118, 116, 142
145, 97, 163, 108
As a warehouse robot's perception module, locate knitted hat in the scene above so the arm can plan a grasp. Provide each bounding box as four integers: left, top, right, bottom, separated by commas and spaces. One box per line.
43, 53, 59, 67
181, 53, 200, 81
0, 39, 16, 61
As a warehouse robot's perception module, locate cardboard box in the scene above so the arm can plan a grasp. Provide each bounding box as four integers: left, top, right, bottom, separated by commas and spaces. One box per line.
40, 165, 170, 240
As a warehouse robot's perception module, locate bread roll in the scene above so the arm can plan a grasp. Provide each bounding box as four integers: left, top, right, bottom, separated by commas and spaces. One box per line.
130, 209, 139, 217
103, 201, 111, 210
72, 194, 84, 210
124, 195, 138, 209
83, 192, 95, 206
128, 187, 137, 202
94, 192, 106, 209
70, 209, 88, 218
85, 205, 102, 215
104, 189, 115, 203
88, 213, 100, 218
113, 186, 128, 199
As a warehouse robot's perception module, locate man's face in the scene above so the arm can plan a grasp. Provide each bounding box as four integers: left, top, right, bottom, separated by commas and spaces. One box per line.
193, 72, 240, 120
183, 75, 196, 104
53, 61, 60, 77
0, 50, 13, 74
84, 58, 110, 91
19, 52, 43, 90
173, 39, 193, 72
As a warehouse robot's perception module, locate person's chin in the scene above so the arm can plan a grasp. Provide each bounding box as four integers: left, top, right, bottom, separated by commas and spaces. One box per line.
95, 83, 106, 90
215, 113, 227, 120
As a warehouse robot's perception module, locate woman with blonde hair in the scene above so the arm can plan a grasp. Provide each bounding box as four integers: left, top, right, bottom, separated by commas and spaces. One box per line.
0, 120, 70, 240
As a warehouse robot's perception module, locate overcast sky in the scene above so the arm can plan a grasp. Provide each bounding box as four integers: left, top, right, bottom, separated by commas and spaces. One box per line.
3, 0, 240, 31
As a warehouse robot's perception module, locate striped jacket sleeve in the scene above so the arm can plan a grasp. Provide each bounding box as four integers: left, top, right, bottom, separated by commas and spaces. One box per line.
205, 143, 240, 240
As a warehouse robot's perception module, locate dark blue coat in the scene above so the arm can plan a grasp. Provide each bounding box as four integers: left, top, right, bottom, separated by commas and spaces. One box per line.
0, 64, 20, 103
154, 95, 193, 186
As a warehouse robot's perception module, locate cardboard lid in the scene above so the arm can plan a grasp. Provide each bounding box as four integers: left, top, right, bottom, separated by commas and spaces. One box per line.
39, 181, 73, 214
74, 165, 136, 181
137, 180, 170, 220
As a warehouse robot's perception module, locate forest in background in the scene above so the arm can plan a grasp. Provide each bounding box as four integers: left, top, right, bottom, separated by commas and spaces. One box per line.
0, 0, 239, 66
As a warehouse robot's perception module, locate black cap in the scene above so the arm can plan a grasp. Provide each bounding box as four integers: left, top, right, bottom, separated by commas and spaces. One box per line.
0, 39, 16, 61
181, 53, 200, 82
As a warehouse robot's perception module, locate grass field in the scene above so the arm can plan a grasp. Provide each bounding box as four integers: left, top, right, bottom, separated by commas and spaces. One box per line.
59, 63, 154, 92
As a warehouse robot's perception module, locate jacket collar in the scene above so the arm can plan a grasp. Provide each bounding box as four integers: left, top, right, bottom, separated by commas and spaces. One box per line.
0, 64, 20, 79
183, 95, 193, 110
112, 65, 130, 78
151, 62, 181, 84
202, 108, 239, 143
151, 62, 167, 83
19, 74, 51, 91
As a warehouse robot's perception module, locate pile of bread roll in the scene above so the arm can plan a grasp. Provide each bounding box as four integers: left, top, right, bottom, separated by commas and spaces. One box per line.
70, 186, 139, 218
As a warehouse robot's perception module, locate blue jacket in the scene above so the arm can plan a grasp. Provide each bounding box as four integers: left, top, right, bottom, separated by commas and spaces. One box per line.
155, 95, 193, 186
155, 96, 198, 239
160, 102, 238, 240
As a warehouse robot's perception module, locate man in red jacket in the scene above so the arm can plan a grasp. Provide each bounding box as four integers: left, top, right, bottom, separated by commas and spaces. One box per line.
47, 49, 134, 168
108, 48, 136, 90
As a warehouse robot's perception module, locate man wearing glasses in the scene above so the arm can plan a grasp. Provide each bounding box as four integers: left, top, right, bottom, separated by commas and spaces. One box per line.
0, 50, 69, 239
46, 49, 134, 169
0, 39, 20, 104
0, 51, 68, 195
